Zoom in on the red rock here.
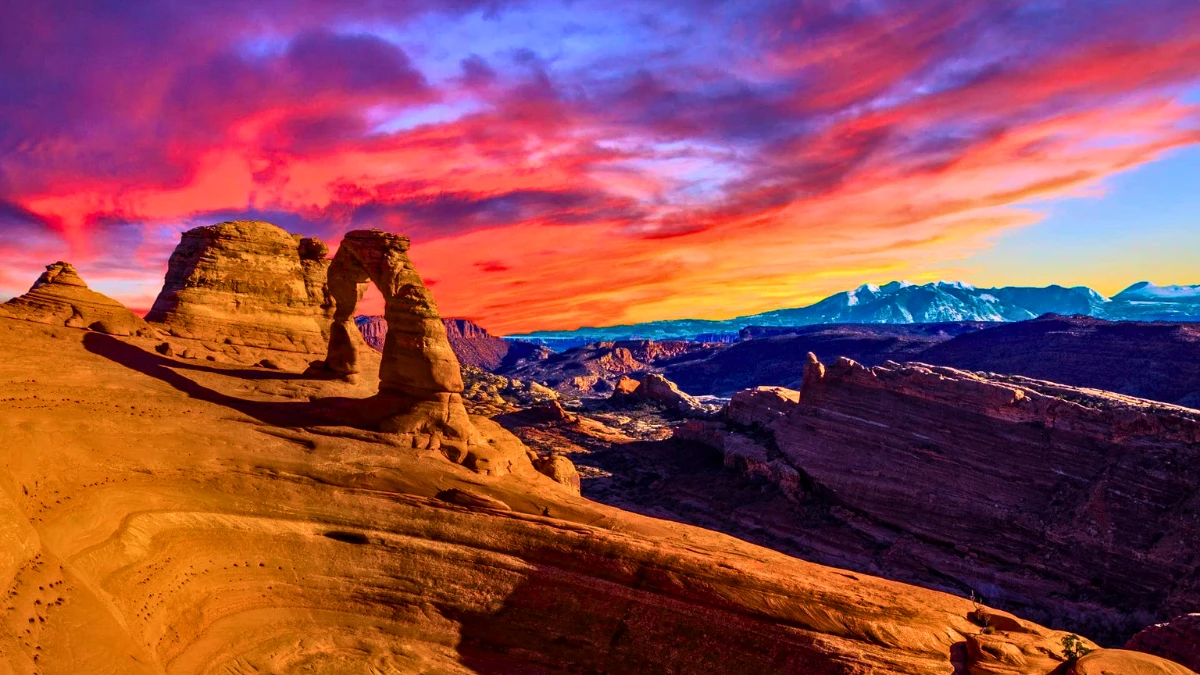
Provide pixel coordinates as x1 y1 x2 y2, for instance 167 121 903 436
504 339 712 396
1068 649 1197 675
318 229 531 477
613 375 641 395
2 262 153 337
684 355 1200 644
534 454 581 495
145 221 333 353
1127 614 1200 671
609 373 710 416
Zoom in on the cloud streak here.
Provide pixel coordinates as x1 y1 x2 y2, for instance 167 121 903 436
1 0 1198 332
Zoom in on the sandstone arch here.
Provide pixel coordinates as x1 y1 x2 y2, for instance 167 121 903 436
322 229 479 456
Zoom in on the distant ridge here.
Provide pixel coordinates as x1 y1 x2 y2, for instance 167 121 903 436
509 280 1200 348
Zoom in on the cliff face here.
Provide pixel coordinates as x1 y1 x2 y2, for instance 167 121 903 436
356 316 550 371
918 315 1200 408
502 339 713 395
664 322 985 396
683 356 1200 644
146 221 333 353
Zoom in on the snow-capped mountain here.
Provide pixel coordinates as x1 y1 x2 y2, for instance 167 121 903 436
507 280 1198 346
1113 282 1200 301
744 281 1108 326
1106 281 1200 321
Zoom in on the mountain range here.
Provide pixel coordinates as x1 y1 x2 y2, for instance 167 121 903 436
509 280 1200 348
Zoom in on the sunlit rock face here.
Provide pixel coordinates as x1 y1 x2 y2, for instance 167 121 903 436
146 220 334 353
683 354 1200 645
1 261 153 337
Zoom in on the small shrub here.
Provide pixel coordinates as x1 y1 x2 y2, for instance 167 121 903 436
1061 634 1092 661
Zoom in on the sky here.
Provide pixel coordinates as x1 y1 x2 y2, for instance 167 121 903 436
1 0 1198 334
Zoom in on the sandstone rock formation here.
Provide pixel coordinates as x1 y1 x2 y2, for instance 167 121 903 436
1 262 153 336
919 315 1200 408
1 316 1159 675
681 354 1200 644
1066 650 1196 675
1127 614 1200 671
318 229 528 475
665 322 986 396
504 339 713 395
533 454 582 495
356 315 551 371
609 372 712 416
145 220 333 352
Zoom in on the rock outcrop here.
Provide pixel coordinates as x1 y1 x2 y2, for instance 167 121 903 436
503 339 713 395
319 229 527 475
918 315 1200 408
145 221 333 353
664 322 986 396
356 315 551 371
682 354 1200 644
533 454 582 495
1 262 153 336
1127 615 1200 671
0 317 1159 675
610 373 713 416
1066 650 1196 675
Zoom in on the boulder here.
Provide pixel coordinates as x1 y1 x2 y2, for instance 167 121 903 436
610 373 709 416
1 262 152 337
1127 614 1200 671
145 221 333 353
727 386 801 426
534 454 581 495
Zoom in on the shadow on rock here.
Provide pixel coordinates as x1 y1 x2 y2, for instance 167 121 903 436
84 332 393 432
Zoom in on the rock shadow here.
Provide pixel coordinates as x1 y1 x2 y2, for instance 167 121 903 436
82 332 392 432
448 567 851 675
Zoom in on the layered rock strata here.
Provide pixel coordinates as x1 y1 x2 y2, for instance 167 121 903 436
319 229 523 474
682 354 1200 644
145 221 333 352
1 262 152 336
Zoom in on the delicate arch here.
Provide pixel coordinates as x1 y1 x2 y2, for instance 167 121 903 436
324 230 464 397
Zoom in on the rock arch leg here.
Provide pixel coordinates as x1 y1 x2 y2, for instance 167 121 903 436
325 248 370 375
321 230 482 460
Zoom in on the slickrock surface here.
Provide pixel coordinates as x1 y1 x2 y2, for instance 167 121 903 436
145 221 333 353
0 317 1148 675
682 354 1200 645
1067 650 1197 675
318 229 527 476
918 315 1200 408
0 262 153 336
1127 614 1200 670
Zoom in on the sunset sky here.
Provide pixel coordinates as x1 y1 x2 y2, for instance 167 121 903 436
1 0 1198 333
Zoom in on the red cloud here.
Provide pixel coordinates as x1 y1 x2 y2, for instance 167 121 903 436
1 1 1197 332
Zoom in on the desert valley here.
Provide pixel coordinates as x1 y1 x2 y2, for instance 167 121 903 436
0 220 1197 674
